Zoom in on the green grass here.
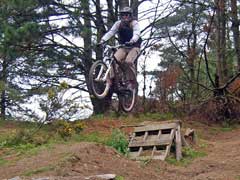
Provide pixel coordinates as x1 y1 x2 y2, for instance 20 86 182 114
116 175 125 180
137 112 174 121
73 131 108 144
166 147 206 166
106 129 128 154
0 158 8 166
73 129 129 155
236 175 240 180
23 165 55 176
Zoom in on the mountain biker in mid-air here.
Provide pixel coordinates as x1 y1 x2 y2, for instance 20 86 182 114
98 6 142 90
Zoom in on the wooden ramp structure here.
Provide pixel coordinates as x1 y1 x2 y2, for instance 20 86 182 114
128 121 182 161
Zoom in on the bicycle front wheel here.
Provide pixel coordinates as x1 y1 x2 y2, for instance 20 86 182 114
89 61 111 99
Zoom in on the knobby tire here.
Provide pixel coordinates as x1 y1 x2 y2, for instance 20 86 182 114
89 61 111 99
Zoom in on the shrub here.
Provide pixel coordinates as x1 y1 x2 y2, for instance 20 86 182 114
52 120 85 139
1 129 49 148
106 129 128 155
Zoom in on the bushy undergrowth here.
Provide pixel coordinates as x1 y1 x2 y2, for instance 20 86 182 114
51 120 85 139
0 120 85 149
166 147 206 166
0 129 49 148
106 129 128 155
189 96 240 124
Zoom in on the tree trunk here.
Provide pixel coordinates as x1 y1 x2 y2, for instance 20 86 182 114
187 0 197 98
215 0 228 86
230 0 240 71
131 0 139 19
87 0 117 114
0 59 7 120
119 0 129 9
82 0 112 114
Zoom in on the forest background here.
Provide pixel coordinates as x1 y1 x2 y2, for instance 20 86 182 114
0 0 240 123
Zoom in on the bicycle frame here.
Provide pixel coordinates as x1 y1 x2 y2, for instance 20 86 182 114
89 44 137 112
100 45 122 87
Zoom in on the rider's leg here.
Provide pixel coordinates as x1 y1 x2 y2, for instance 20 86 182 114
113 48 128 88
124 47 140 88
114 48 127 63
113 48 127 74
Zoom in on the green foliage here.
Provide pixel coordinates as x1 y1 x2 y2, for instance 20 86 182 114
23 165 55 176
106 129 128 155
0 129 49 148
73 131 108 144
59 81 69 90
166 147 206 166
0 158 8 166
183 147 206 158
139 112 174 121
115 176 125 180
51 120 85 139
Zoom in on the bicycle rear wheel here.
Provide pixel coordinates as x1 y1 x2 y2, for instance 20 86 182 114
119 88 137 112
118 66 137 112
89 61 111 99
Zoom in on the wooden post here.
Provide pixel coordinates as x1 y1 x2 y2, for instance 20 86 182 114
175 124 182 161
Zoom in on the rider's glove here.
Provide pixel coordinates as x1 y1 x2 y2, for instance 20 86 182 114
97 40 106 47
97 42 102 47
125 41 134 46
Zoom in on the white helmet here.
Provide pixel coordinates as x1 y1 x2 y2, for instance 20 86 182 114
119 7 133 15
119 7 133 22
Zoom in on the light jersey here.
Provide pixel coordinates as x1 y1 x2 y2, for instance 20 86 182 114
101 20 141 47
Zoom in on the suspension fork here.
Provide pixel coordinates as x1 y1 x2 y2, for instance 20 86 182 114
103 59 113 81
95 59 113 81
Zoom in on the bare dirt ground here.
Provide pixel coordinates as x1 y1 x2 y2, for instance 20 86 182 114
1 119 240 180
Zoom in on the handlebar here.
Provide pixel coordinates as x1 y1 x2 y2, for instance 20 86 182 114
105 44 133 50
97 41 134 48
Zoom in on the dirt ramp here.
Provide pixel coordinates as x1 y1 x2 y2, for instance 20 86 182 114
57 142 159 180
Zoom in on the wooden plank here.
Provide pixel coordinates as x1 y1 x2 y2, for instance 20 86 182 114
148 134 171 142
152 155 166 160
129 140 170 148
128 121 182 161
151 146 156 157
134 155 165 161
134 123 178 132
175 125 182 161
131 133 169 141
128 151 139 159
162 128 176 160
158 130 162 137
143 131 148 141
138 147 143 156
129 134 172 147
128 132 136 153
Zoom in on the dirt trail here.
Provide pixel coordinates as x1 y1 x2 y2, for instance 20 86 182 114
155 128 240 180
1 121 240 180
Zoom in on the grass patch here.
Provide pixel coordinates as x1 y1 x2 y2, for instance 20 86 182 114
236 175 240 180
106 129 128 155
73 131 108 144
166 147 206 166
73 129 128 155
0 158 8 166
23 165 55 176
138 112 174 121
116 175 125 180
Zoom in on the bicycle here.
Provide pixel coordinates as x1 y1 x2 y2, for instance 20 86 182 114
89 44 137 112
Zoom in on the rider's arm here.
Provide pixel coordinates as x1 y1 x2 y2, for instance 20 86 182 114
129 20 140 43
100 21 121 43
